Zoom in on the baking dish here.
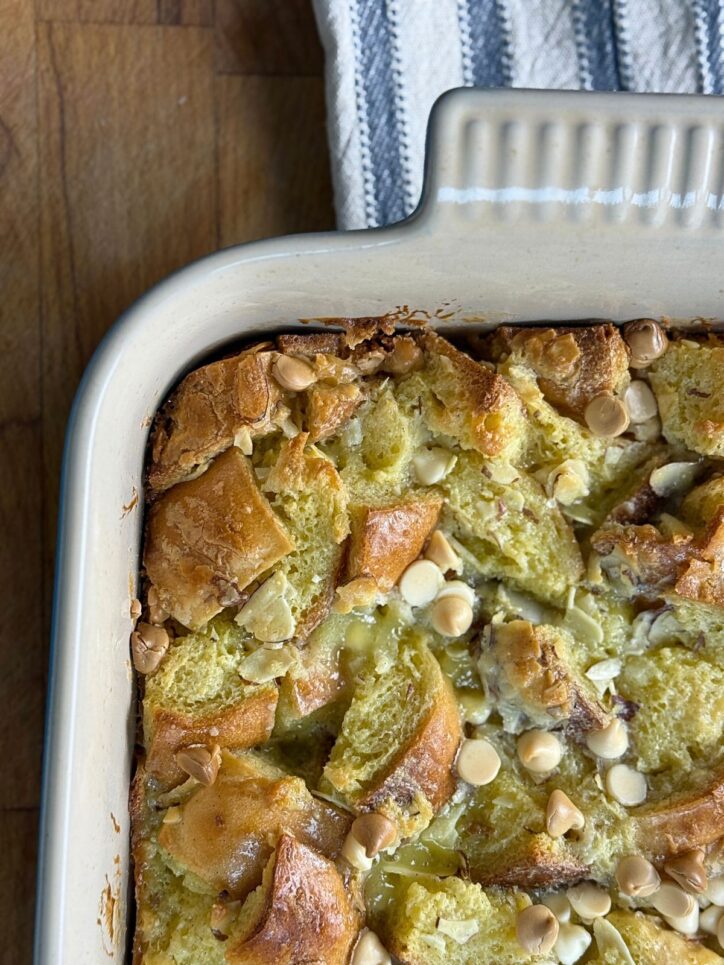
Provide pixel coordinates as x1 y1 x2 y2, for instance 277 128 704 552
34 87 724 964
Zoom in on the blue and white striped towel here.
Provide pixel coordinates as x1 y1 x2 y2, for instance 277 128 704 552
312 0 724 229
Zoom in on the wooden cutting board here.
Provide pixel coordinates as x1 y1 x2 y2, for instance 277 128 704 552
0 1 333 958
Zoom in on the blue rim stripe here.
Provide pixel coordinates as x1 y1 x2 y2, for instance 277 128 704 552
573 0 623 90
693 0 724 93
354 0 408 227
465 0 510 88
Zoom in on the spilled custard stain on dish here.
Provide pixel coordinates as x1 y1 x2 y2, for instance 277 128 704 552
121 486 139 517
97 873 117 956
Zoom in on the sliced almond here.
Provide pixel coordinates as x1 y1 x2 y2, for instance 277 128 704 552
664 849 707 894
175 744 221 786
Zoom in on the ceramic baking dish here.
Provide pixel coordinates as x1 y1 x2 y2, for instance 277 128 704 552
34 88 724 963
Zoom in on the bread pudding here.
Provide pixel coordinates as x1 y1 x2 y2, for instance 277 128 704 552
130 320 724 964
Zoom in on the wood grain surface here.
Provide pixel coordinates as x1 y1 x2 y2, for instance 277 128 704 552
0 1 333 960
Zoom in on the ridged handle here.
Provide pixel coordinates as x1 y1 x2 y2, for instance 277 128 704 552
420 89 724 231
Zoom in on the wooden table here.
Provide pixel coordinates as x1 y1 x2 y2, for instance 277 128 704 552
1 2 333 958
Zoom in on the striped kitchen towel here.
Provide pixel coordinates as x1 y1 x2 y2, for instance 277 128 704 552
312 0 724 229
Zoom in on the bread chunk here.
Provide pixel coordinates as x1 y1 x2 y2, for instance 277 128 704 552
634 766 724 858
479 620 610 733
322 632 461 837
442 451 584 606
306 382 364 442
386 876 549 965
649 336 724 457
258 433 349 641
591 523 696 595
143 622 278 787
417 330 526 460
148 348 284 494
346 496 442 590
488 323 630 422
144 448 294 629
597 910 724 964
158 752 350 898
226 834 361 965
619 646 724 776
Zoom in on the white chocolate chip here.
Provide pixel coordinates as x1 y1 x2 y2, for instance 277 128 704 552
615 855 660 898
341 831 373 872
516 905 559 955
425 530 463 574
272 355 317 392
517 731 563 773
436 580 476 607
605 764 647 806
624 380 658 423
542 893 571 923
398 559 444 607
430 596 474 637
585 719 628 759
546 789 585 838
553 923 592 965
350 929 391 965
632 415 662 442
700 905 723 934
651 882 697 919
707 875 724 906
456 738 501 786
566 883 611 922
664 902 700 936
649 461 699 498
413 447 457 485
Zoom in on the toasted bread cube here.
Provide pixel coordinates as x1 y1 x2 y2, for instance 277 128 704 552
488 323 630 422
634 765 724 858
144 448 294 630
148 349 284 494
143 623 278 787
306 382 364 442
479 620 610 733
158 752 350 899
226 834 361 965
592 522 695 596
649 337 724 457
322 632 461 837
386 877 547 965
442 451 584 606
601 909 723 964
619 647 724 775
347 497 442 591
418 331 526 460
261 434 349 640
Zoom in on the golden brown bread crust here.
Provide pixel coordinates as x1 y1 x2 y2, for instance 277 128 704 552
481 620 610 733
418 330 524 456
346 497 443 591
359 668 462 818
306 382 364 442
279 647 346 720
276 332 344 356
225 834 362 965
606 910 724 964
470 837 588 890
158 753 351 899
487 323 630 421
144 448 294 629
674 508 724 608
634 767 724 859
145 683 278 788
148 348 283 494
593 511 724 608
